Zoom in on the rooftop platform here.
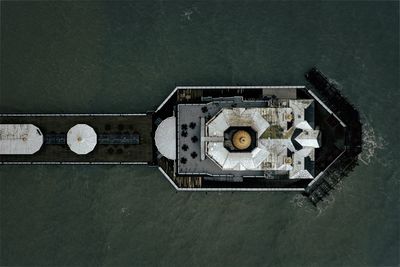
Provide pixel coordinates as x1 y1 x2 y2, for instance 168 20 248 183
0 114 153 164
151 86 320 190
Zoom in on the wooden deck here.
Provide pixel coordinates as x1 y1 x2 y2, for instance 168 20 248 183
0 114 154 164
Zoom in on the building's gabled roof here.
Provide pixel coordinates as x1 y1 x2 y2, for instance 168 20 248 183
289 99 314 130
207 108 270 137
294 129 320 148
295 121 313 130
290 151 314 179
207 142 269 170
207 110 229 136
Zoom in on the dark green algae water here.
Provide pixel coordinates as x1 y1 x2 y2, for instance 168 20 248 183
0 1 399 266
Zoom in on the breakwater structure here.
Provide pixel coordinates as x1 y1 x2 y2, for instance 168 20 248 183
0 68 362 204
303 68 362 204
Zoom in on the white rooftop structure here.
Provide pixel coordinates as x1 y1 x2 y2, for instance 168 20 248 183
289 99 314 130
205 108 271 170
295 129 320 148
0 124 43 154
202 100 321 178
207 108 270 137
67 124 97 155
155 116 176 160
207 142 269 170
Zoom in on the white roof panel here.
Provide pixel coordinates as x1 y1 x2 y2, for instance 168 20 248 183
295 121 313 130
207 142 229 167
295 130 320 148
207 111 230 136
0 124 43 154
250 111 270 137
207 142 269 171
290 99 313 130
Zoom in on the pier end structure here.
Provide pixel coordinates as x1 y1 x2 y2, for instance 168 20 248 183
152 81 357 197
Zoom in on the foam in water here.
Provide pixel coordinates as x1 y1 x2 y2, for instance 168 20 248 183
181 7 199 21
359 117 386 166
290 194 317 214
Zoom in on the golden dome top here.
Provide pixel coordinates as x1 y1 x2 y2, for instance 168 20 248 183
232 130 252 150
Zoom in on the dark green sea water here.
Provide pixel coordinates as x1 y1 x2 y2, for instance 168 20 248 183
0 1 399 266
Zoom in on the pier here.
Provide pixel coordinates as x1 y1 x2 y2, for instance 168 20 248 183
0 72 362 203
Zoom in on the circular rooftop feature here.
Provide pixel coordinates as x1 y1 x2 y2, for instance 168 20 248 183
232 130 252 150
67 124 97 155
155 116 176 160
223 126 257 153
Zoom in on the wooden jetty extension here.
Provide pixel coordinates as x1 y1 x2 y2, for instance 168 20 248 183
0 114 153 164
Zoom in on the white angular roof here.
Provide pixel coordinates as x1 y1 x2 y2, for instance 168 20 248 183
155 116 176 160
207 108 270 137
0 124 43 154
289 99 313 129
259 138 294 170
207 110 230 136
290 169 314 179
295 121 313 130
207 142 269 170
295 129 320 148
67 124 97 155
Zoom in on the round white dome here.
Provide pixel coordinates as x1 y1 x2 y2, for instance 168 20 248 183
67 124 97 155
155 117 176 160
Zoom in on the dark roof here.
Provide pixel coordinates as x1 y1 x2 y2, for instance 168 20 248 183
304 101 315 128
304 156 315 177
291 128 303 151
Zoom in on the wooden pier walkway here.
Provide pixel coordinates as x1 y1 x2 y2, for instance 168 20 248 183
0 114 154 164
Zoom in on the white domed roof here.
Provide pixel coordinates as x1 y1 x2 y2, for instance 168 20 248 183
0 124 43 154
155 117 176 160
67 124 97 155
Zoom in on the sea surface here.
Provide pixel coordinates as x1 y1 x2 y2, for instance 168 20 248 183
0 1 399 266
